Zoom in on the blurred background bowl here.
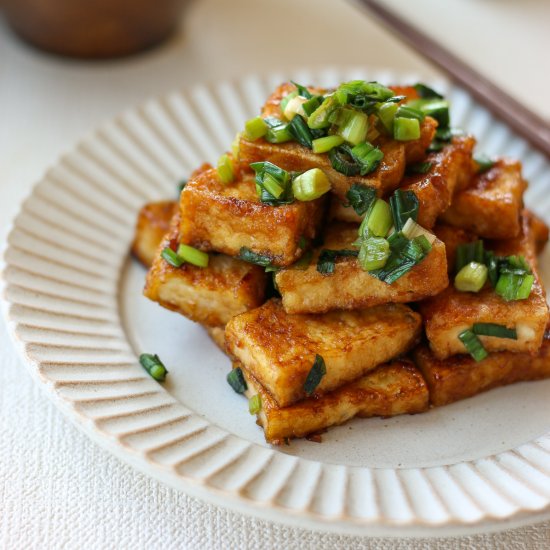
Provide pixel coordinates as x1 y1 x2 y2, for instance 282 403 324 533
2 0 187 58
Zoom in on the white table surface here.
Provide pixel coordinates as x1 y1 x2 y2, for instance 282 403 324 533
1 0 550 548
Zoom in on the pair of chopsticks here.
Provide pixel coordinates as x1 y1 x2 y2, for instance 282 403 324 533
352 0 550 159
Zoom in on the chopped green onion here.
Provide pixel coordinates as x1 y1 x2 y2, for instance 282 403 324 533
303 355 327 396
250 161 293 205
394 117 420 141
401 218 436 244
454 262 488 292
177 180 187 193
248 394 262 415
227 367 248 394
474 154 495 173
176 244 209 268
408 99 449 128
139 353 168 382
337 110 369 145
307 95 339 129
358 237 390 270
345 183 377 216
458 330 489 362
414 83 444 99
161 247 184 268
485 251 500 288
377 102 399 134
302 95 323 116
328 145 361 176
389 189 419 231
244 116 268 141
238 247 273 267
427 139 445 153
231 132 241 159
280 90 298 113
396 105 425 121
455 241 485 272
350 142 384 175
367 199 392 237
283 96 307 120
262 173 285 198
335 80 394 104
263 117 293 143
406 162 433 175
217 154 234 184
472 323 517 340
312 135 344 154
288 115 314 148
495 272 534 301
317 249 359 275
291 80 312 99
435 127 453 142
292 168 331 201
516 274 535 300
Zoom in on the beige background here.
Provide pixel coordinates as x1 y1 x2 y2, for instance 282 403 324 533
1 0 550 547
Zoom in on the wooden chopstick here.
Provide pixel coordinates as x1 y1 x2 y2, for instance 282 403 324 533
352 0 550 159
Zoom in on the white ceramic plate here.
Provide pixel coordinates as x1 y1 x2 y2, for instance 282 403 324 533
3 68 550 538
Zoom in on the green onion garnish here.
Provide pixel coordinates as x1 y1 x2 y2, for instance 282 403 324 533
474 154 495 173
350 142 384 175
401 218 436 244
396 105 425 122
238 247 273 267
393 117 420 141
244 116 268 141
307 95 339 129
454 261 488 292
377 102 399 134
495 272 534 301
458 330 489 362
217 154 234 184
176 244 209 268
292 168 331 201
358 237 390 271
161 247 184 268
177 180 187 193
389 189 419 231
280 90 298 114
337 110 369 146
248 394 262 415
302 95 323 116
288 115 314 148
345 183 377 216
250 161 293 205
312 135 344 154
303 354 327 396
408 99 449 128
455 241 485 272
328 145 361 176
366 199 392 238
227 367 248 394
472 323 517 340
139 353 168 382
263 117 292 143
291 80 312 99
414 83 444 99
317 249 359 275
406 162 433 175
335 80 394 104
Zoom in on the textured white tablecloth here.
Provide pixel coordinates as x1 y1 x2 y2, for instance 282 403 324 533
1 0 550 547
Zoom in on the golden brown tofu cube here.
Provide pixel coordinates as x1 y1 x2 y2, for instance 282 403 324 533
132 201 178 267
274 222 448 314
331 135 475 226
413 337 550 407
238 83 437 201
420 214 549 359
225 298 421 407
440 159 527 239
179 166 326 267
527 211 548 256
144 222 267 327
240 360 429 444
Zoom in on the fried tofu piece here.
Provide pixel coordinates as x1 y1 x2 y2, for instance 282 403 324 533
238 83 437 201
274 222 448 314
420 213 549 359
132 201 178 267
225 299 421 407
331 136 475 226
529 211 549 255
179 166 326 267
414 337 550 407
440 159 527 238
239 360 428 444
144 221 267 327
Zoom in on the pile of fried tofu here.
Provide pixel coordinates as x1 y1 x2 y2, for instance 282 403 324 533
133 81 550 445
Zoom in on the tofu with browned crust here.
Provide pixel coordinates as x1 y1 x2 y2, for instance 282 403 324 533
144 220 267 327
179 166 326 267
440 159 527 238
420 213 549 359
274 222 448 314
413 336 550 407
225 299 422 407
132 201 178 267
239 360 429 444
238 83 437 202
